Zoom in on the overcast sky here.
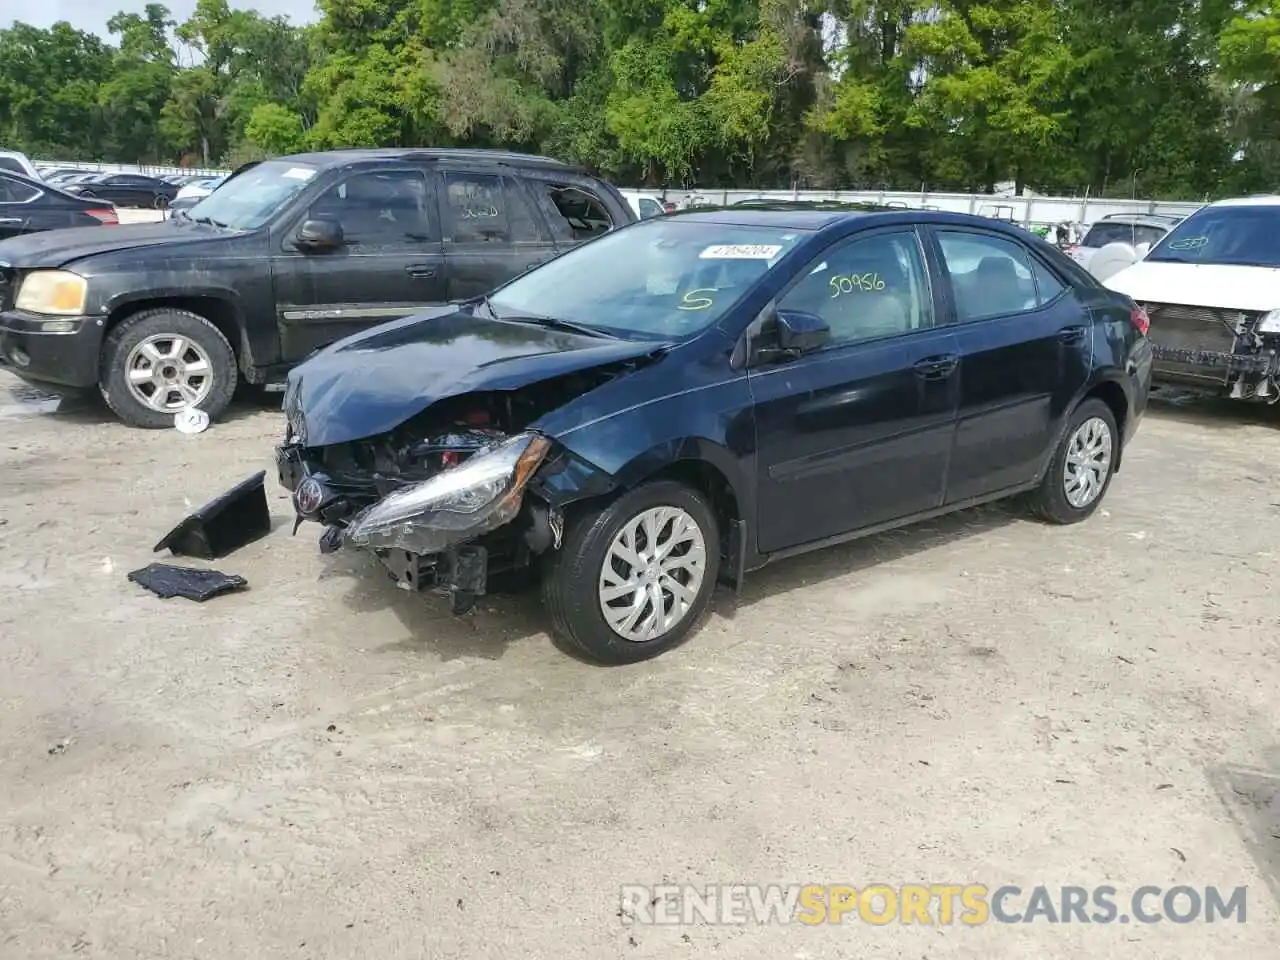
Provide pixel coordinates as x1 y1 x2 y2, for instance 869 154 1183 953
11 0 318 38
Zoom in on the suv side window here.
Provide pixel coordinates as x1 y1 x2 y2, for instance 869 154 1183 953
0 175 40 204
530 182 614 242
440 172 542 244
638 197 664 219
936 231 1040 321
0 158 26 175
779 230 932 347
306 169 437 248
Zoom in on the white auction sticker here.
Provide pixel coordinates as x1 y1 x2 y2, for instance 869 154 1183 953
282 167 316 180
699 244 784 260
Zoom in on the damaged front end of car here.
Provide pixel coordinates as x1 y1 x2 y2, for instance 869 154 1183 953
275 378 625 614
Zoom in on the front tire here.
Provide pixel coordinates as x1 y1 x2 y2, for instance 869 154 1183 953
542 480 721 664
1029 398 1118 524
99 308 237 428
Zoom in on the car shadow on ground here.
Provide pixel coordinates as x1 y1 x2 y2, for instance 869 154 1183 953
1206 749 1280 911
1146 387 1280 430
715 499 1023 620
324 547 547 663
320 498 1024 666
14 383 283 427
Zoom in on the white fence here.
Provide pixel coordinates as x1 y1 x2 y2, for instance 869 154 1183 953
36 159 230 178
40 157 1209 227
661 188 1206 228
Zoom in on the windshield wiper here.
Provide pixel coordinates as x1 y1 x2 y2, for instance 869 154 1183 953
478 298 616 339
191 215 230 228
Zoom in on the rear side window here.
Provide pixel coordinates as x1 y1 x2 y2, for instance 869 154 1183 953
638 197 664 218
1082 222 1167 248
441 173 543 244
532 182 615 242
0 176 40 203
1030 258 1066 303
936 231 1039 321
0 158 26 174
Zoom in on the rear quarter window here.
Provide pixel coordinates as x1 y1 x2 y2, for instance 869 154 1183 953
529 181 615 242
1082 222 1167 248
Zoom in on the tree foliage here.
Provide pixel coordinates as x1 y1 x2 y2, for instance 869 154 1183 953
1 0 1279 196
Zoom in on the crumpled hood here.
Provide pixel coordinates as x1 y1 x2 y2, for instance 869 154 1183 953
1105 260 1280 312
287 307 671 446
0 221 215 270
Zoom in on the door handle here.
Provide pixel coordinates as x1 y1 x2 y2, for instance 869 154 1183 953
0 218 22 224
405 265 437 279
1058 326 1087 342
913 354 959 379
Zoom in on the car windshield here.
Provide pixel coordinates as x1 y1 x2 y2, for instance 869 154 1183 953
1145 206 1280 267
1081 222 1168 248
185 160 319 229
487 219 807 339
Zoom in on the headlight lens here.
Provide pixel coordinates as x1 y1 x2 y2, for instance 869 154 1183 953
344 432 552 552
15 270 88 315
1257 309 1280 334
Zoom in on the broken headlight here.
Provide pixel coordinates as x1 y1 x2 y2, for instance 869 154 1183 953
1257 309 1280 335
343 432 552 553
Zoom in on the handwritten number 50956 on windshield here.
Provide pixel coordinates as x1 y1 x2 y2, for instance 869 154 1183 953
830 273 886 297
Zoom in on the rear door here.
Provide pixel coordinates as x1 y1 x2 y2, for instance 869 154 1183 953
438 170 559 301
926 227 1091 503
271 165 448 362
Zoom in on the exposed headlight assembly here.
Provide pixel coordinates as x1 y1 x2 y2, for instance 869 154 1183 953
15 270 88 316
1256 309 1280 334
344 432 553 553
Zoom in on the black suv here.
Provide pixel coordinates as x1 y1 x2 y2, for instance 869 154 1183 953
0 149 635 427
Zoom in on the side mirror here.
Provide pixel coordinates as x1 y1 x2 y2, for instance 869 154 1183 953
295 218 343 251
776 309 830 355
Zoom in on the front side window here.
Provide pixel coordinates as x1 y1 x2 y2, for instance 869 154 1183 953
638 197 664 219
1145 205 1280 267
488 218 806 339
185 160 322 230
779 231 932 346
306 170 436 248
937 231 1040 321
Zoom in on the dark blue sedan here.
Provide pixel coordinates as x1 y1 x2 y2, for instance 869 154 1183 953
277 206 1153 663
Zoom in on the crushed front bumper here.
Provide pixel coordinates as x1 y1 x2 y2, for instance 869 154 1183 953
1142 302 1280 400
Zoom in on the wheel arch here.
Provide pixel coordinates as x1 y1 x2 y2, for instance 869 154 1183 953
104 292 250 370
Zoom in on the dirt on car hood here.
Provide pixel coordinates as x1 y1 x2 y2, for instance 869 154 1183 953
0 220 219 269
286 307 672 447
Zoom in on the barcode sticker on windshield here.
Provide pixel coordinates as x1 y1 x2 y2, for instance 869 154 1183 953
699 244 784 260
282 167 316 180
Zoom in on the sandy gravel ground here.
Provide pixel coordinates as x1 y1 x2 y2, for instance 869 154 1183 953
0 371 1277 959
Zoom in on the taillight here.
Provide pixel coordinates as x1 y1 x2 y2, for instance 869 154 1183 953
1130 305 1150 336
87 208 119 225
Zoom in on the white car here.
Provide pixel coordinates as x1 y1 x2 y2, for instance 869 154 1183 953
1103 196 1280 401
618 189 670 219
169 175 227 215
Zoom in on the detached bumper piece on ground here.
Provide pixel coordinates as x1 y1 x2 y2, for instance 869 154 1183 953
153 470 272 560
128 563 248 601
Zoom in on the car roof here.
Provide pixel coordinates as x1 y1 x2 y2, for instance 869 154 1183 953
1095 213 1181 226
274 147 585 174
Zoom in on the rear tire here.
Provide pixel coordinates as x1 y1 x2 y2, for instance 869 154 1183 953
1029 398 1118 524
542 480 720 664
99 308 237 429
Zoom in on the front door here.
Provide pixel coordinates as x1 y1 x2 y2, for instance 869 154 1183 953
927 228 1092 502
271 166 448 362
438 171 560 301
749 227 960 554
